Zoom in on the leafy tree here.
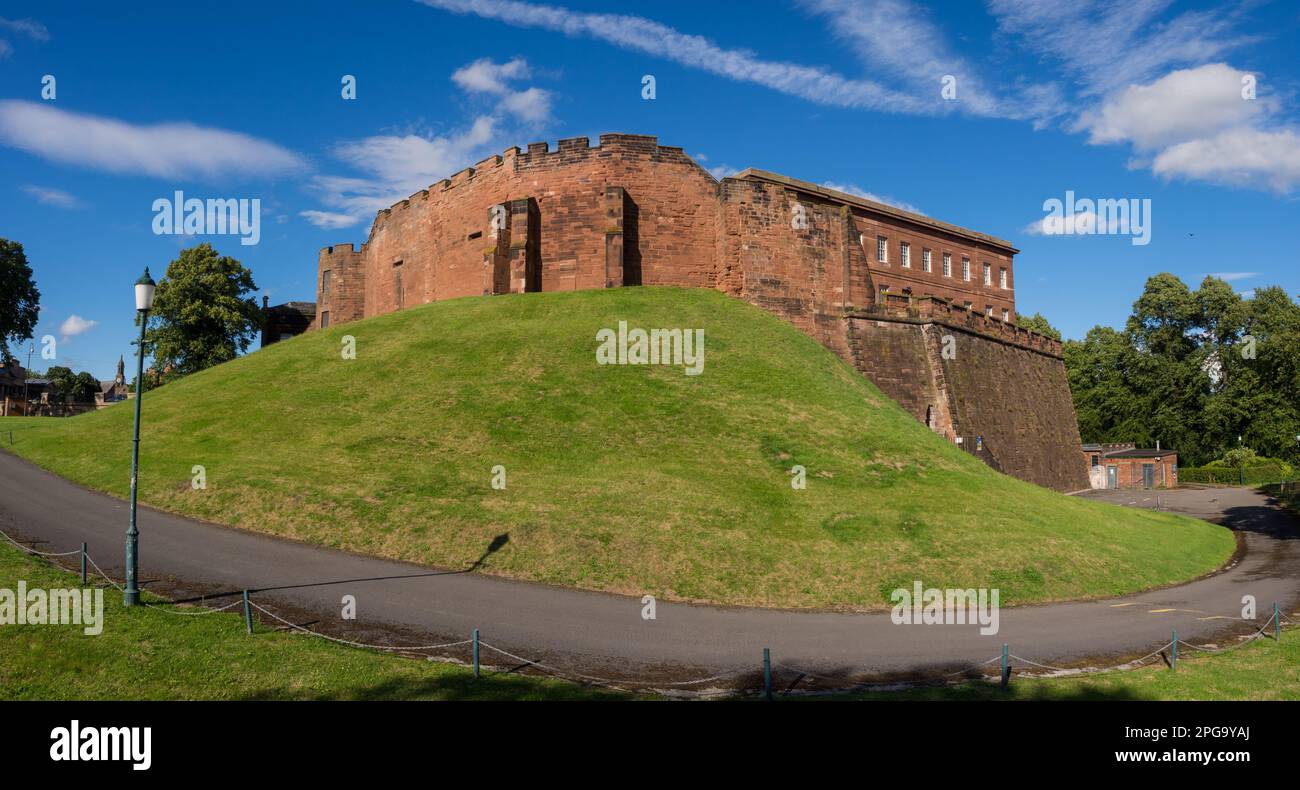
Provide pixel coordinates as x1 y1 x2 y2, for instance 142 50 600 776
145 244 264 379
45 366 98 403
1018 311 1061 341
0 238 41 367
1065 273 1300 467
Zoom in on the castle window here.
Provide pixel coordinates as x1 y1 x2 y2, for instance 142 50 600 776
1000 267 1008 289
900 242 910 268
467 231 483 240
961 256 970 281
320 311 330 329
922 248 932 272
942 253 951 278
985 305 994 317
982 262 992 286
877 236 888 263
321 270 331 300
1002 308 1010 322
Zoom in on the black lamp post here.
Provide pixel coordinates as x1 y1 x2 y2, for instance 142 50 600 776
124 267 156 606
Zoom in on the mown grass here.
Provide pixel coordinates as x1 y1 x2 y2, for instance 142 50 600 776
0 542 621 700
1 287 1234 608
2 542 1292 701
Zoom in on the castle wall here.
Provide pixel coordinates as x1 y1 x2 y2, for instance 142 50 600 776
847 315 1088 491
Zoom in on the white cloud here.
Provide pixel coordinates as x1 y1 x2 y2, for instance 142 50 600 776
303 116 502 228
498 86 552 123
822 181 922 214
0 101 306 180
708 164 741 179
419 0 932 114
20 184 78 208
0 17 49 42
1152 127 1300 192
798 0 1058 122
1209 272 1258 282
1024 209 1103 236
1077 64 1265 150
0 39 11 58
987 0 1251 97
303 57 556 229
59 315 98 340
452 57 530 94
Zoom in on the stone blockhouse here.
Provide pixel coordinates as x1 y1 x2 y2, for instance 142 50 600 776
309 134 1087 491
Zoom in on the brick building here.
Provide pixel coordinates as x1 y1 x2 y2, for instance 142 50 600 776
308 134 1087 491
1082 443 1179 489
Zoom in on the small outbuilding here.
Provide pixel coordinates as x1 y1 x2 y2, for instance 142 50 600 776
1082 442 1178 489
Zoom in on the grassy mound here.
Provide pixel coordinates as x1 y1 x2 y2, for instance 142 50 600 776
3 287 1233 608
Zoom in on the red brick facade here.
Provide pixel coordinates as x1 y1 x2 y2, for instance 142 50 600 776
310 133 1087 491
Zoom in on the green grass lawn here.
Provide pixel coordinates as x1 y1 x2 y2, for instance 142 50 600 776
0 541 620 700
2 542 1292 701
1 286 1234 609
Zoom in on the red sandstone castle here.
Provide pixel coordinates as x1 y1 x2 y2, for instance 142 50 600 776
307 134 1087 491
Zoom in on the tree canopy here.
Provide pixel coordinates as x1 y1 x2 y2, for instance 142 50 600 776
145 244 264 379
0 238 41 366
1065 273 1300 466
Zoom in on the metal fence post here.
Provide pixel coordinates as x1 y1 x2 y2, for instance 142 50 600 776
1171 628 1177 670
80 543 87 586
763 647 772 701
473 628 480 678
1001 643 1009 689
243 590 253 634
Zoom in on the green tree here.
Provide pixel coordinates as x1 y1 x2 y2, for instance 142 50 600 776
0 238 41 366
45 366 98 403
145 244 264 378
1018 311 1062 341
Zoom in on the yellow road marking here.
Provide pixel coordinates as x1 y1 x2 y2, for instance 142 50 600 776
1148 608 1176 613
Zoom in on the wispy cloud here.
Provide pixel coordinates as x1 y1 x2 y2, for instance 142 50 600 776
0 101 306 180
58 315 98 340
822 181 922 214
20 184 79 208
418 0 934 114
1208 272 1258 282
0 16 48 57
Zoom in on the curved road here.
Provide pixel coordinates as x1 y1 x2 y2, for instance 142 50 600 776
2 450 1297 690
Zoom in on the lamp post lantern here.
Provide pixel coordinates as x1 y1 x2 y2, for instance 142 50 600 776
124 267 156 606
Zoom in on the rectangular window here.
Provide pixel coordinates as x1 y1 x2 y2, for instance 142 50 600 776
982 262 992 286
1000 267 1008 289
1002 308 1009 322
962 257 970 281
321 270 331 300
942 253 951 278
877 236 888 263
320 310 330 329
922 248 932 272
963 301 973 310
900 242 910 268
985 305 994 317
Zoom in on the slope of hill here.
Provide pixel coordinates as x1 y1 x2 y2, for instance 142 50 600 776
4 287 1233 608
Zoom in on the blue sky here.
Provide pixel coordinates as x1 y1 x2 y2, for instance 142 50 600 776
1 0 1298 378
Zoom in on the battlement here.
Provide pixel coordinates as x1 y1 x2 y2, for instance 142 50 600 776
853 294 1061 357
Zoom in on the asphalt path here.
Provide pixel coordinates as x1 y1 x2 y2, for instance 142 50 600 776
2 450 1297 691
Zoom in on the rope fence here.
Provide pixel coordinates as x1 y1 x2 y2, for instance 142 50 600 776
2 525 1296 697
